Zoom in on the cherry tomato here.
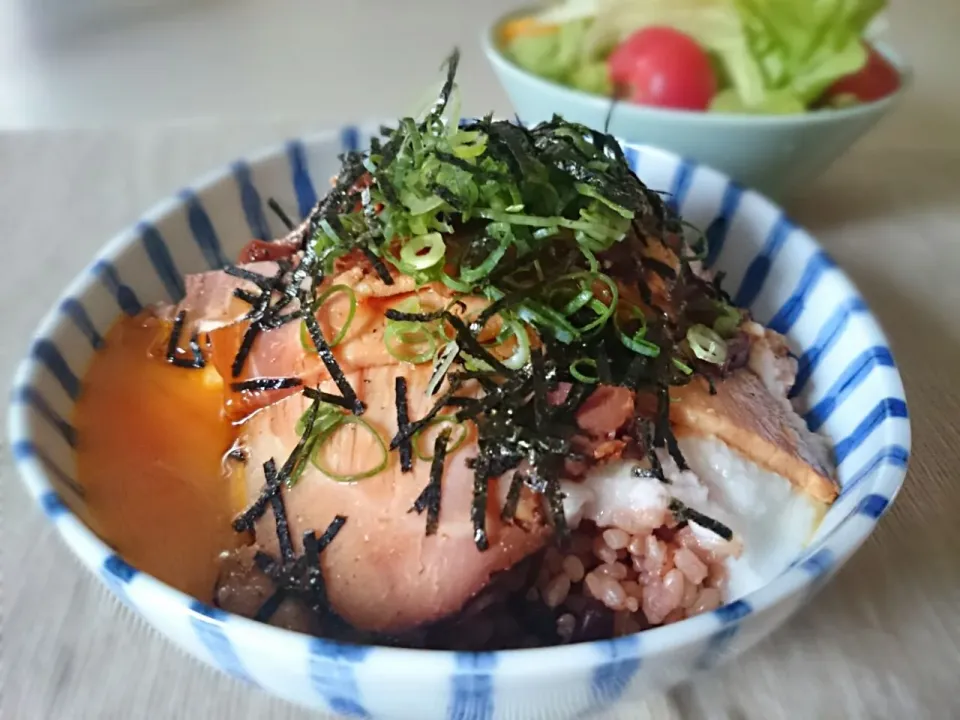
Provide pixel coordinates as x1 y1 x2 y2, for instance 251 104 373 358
607 27 717 111
824 44 900 104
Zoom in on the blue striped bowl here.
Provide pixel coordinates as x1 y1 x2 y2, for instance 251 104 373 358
9 125 910 719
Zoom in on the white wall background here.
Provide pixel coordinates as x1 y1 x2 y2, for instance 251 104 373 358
0 0 953 149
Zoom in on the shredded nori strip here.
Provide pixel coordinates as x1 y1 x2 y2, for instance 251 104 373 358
470 468 490 551
230 377 303 392
653 383 689 470
394 376 413 473
468 286 534 334
232 458 282 532
595 345 612 385
250 513 350 626
531 348 550 429
410 428 451 536
254 550 280 578
302 386 355 411
253 589 286 622
361 246 394 285
384 308 446 323
443 311 512 376
669 498 733 541
233 288 260 305
269 492 295 564
165 311 205 369
223 264 276 291
301 310 364 415
231 324 261 378
388 378 465 449
267 197 296 231
316 515 348 553
631 465 660 480
454 374 529 424
263 461 294 562
543 475 569 544
500 471 525 523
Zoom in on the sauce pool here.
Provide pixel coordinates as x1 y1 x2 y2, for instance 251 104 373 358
73 314 244 601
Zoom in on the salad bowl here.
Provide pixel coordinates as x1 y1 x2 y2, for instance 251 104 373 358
483 7 911 199
9 125 910 719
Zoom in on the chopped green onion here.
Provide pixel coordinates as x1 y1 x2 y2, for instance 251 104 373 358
299 284 357 351
427 340 459 396
400 232 446 270
569 358 599 384
311 416 388 482
500 319 531 370
413 415 468 460
385 320 437 364
458 227 510 283
687 324 728 365
574 182 634 219
672 358 694 375
712 303 742 338
440 269 474 293
554 272 618 335
461 351 494 372
517 300 579 344
615 304 660 357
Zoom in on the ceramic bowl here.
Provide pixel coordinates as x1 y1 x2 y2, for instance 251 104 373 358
483 11 911 199
9 125 910 720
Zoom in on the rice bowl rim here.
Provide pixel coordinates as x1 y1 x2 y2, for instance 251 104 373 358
8 125 910 677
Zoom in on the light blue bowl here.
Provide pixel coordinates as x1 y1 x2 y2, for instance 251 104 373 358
483 15 910 199
10 126 910 719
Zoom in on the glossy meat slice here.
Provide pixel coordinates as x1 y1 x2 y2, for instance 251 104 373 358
207 277 486 418
236 363 550 633
669 370 838 503
175 260 280 332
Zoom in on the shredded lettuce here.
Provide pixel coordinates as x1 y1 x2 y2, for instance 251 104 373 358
505 19 612 96
504 0 887 112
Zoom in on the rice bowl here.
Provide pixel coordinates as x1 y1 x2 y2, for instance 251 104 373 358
9 58 910 718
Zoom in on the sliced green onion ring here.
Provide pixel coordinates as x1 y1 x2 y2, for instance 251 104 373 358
687 324 728 365
574 182 635 219
458 231 510 284
440 269 474 293
385 320 437 364
712 303 742 338
413 415 468 460
551 272 619 335
299 284 357 351
615 304 660 357
427 340 459 396
570 358 599 384
400 232 446 270
311 416 388 482
500 319 531 370
518 301 579 344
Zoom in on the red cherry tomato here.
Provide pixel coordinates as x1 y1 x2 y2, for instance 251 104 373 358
824 44 900 104
607 27 717 111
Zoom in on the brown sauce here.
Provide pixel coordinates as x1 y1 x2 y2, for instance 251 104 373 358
73 314 244 601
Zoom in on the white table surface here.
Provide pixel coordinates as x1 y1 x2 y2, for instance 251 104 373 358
2 2 959 719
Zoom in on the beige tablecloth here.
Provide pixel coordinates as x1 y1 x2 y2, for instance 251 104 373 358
3 94 960 720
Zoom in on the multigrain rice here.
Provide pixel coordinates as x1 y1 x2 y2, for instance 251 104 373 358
534 518 732 641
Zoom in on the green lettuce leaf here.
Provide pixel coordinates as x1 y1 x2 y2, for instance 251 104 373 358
734 0 886 105
506 19 613 96
506 0 886 112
